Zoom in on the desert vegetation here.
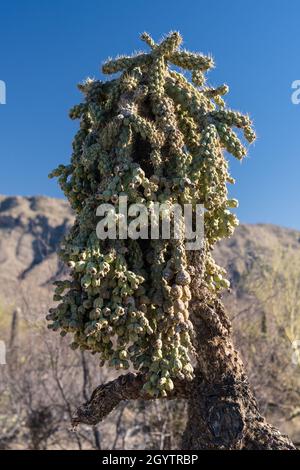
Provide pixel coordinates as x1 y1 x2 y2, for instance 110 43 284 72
0 197 299 448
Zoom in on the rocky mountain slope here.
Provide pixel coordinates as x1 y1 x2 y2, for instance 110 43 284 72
0 194 299 317
0 195 73 316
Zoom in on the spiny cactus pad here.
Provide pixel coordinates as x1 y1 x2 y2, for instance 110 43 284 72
47 32 255 397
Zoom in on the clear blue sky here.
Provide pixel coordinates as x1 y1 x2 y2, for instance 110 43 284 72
0 0 299 229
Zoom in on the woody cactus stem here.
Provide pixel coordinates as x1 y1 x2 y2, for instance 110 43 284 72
72 249 295 449
181 250 295 450
48 31 256 398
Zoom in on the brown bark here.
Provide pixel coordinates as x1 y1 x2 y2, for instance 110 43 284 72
71 372 190 427
181 250 295 449
72 251 295 450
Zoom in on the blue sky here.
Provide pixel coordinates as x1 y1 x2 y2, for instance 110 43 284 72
0 0 299 229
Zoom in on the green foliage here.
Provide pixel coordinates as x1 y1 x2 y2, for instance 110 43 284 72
48 32 255 396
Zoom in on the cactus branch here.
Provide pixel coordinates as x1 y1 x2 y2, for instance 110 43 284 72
71 372 190 426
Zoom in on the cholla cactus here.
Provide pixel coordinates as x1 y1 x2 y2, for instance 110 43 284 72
47 32 255 397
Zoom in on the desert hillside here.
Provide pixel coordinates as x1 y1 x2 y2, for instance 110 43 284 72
0 194 299 316
0 195 73 315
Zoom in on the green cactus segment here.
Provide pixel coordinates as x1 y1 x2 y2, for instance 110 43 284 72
47 32 255 397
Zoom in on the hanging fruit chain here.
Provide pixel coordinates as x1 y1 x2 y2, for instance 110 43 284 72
47 32 255 397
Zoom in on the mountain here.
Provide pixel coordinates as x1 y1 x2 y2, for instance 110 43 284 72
0 195 73 316
0 194 299 317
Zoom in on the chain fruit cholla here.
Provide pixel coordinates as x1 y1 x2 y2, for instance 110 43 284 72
47 32 255 397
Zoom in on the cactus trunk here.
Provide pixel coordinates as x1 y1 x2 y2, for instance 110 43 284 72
181 251 295 450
